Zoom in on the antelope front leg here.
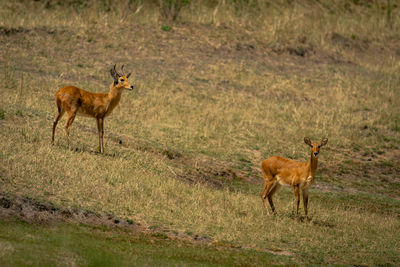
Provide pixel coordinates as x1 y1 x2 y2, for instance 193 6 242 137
97 118 104 153
65 112 76 149
52 109 64 145
302 188 309 217
294 185 300 216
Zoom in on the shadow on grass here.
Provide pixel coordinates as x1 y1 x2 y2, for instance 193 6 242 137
274 212 336 228
52 141 118 157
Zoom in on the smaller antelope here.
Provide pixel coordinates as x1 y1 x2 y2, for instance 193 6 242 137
261 137 328 216
52 64 134 153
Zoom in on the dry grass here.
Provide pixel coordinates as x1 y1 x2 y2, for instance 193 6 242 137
1 0 400 265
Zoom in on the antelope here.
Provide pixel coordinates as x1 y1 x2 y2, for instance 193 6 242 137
52 64 134 153
260 137 328 217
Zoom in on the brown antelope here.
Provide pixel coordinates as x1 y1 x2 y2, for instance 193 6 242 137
260 137 328 216
52 64 134 153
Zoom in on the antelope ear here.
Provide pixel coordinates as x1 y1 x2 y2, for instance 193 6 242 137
321 138 328 146
126 73 131 78
304 137 312 147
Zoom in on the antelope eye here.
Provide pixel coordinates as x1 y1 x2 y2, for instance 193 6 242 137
120 78 125 83
318 145 321 148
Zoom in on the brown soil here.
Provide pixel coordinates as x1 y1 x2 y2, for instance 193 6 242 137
0 192 296 255
0 192 140 229
0 192 214 244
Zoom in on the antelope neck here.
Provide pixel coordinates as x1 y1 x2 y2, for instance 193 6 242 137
107 83 123 99
103 84 123 116
309 151 318 177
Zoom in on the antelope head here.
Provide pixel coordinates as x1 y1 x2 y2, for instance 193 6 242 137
304 137 328 157
110 64 134 91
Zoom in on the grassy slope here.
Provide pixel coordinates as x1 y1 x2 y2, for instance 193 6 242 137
0 219 290 266
1 0 400 265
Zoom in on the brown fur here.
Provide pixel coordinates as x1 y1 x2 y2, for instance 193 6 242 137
260 137 328 216
52 65 134 153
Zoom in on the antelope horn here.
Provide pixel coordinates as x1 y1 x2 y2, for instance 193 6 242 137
110 64 118 83
114 64 120 76
115 64 124 77
121 65 131 78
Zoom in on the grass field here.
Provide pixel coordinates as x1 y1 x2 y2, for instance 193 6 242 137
1 218 292 266
1 0 400 265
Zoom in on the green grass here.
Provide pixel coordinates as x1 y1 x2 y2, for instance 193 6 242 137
0 219 290 266
0 0 400 265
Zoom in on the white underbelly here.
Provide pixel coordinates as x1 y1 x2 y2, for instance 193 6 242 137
276 176 292 186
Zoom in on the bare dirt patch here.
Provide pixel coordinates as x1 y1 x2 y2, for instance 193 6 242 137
0 192 294 256
0 192 138 229
0 26 30 36
0 26 59 37
0 192 215 245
